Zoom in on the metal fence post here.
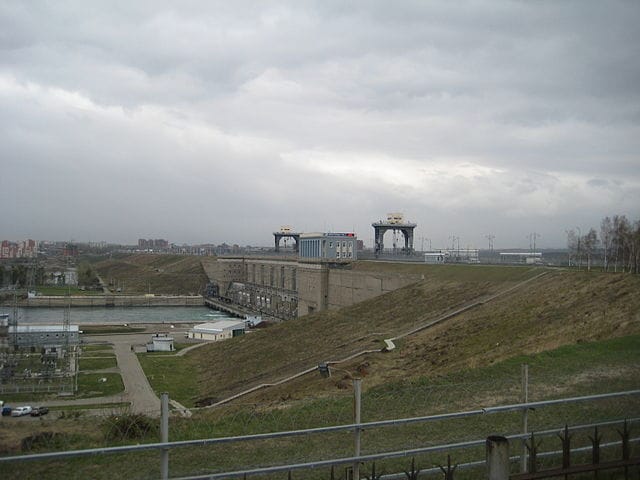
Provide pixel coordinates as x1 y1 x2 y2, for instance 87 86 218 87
520 363 529 473
161 392 169 480
486 435 510 480
353 378 362 480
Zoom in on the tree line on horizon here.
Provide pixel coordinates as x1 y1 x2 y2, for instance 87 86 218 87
566 214 640 273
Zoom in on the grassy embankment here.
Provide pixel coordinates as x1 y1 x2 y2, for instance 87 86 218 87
2 334 638 479
139 266 640 409
91 254 209 295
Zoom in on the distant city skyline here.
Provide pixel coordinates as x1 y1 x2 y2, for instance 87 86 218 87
1 2 638 249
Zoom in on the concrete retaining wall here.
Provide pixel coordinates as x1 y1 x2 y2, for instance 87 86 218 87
21 295 204 308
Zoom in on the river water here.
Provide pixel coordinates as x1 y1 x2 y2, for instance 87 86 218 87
0 305 235 325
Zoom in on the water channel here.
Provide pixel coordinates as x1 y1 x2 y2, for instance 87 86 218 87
0 305 235 325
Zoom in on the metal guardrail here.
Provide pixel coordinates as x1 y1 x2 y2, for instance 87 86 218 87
174 433 640 480
375 438 640 480
1 389 638 479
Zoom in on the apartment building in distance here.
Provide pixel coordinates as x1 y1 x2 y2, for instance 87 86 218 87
0 239 37 259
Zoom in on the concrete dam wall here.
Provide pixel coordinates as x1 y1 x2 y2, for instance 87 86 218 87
204 257 421 318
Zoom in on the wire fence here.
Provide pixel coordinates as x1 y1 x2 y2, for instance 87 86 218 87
1 389 639 479
1 356 639 479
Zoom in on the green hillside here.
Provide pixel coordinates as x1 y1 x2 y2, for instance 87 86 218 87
141 266 640 409
92 254 209 295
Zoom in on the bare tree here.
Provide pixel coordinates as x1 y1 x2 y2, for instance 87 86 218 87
574 215 639 274
566 229 580 268
582 228 598 271
612 215 628 272
631 219 640 274
600 216 613 271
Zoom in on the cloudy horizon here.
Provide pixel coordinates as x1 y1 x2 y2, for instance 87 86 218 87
1 1 639 250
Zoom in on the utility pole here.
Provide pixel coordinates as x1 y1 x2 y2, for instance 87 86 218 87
528 233 541 255
485 234 495 252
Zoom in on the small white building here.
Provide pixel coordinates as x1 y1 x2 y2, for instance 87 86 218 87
188 320 245 342
146 334 175 352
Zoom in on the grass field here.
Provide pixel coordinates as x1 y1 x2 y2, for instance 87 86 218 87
80 349 115 358
78 356 118 371
75 373 124 398
35 286 103 296
81 345 114 352
136 351 201 406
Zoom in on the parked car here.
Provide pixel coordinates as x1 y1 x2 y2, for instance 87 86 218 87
11 406 32 417
30 406 49 417
1 406 11 416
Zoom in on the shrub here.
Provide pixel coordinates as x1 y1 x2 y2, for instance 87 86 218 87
103 413 158 442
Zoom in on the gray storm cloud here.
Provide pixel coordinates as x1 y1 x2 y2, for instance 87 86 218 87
1 1 639 248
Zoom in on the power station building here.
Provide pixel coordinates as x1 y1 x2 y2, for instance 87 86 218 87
8 325 80 348
299 233 357 260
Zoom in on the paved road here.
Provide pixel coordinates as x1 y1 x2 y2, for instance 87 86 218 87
41 333 163 416
112 340 160 415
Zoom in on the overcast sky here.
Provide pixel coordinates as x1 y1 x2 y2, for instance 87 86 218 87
1 1 639 249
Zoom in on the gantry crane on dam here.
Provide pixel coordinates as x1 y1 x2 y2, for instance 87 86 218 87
372 212 417 256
